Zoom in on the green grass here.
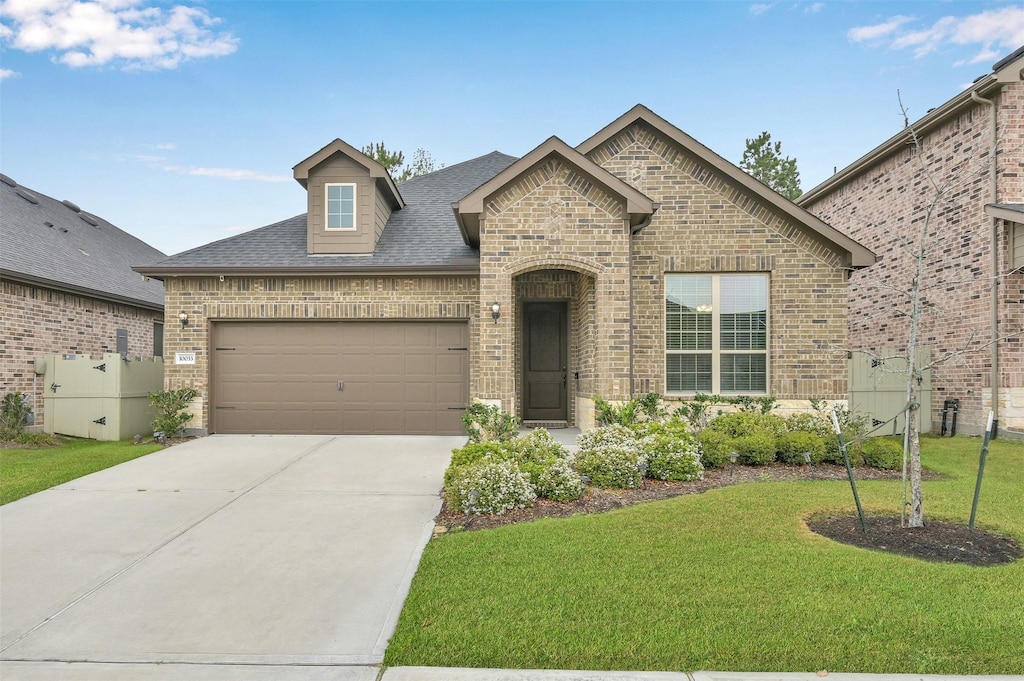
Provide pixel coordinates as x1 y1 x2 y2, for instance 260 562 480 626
385 436 1024 673
1 437 164 505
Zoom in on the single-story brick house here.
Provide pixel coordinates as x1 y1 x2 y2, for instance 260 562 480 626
798 47 1024 437
0 174 166 428
135 105 874 436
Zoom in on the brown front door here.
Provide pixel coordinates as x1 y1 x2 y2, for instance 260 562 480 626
522 302 568 421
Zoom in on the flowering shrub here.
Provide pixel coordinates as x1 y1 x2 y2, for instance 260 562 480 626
644 434 704 481
777 431 827 465
575 425 645 488
446 460 536 515
536 458 584 502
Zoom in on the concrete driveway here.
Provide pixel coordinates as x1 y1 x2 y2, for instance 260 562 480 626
0 434 461 680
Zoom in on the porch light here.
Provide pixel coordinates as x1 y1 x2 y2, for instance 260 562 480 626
490 302 501 324
179 311 189 328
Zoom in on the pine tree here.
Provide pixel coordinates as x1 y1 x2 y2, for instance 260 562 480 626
740 131 802 200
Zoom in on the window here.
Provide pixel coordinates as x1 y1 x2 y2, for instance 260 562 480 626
666 273 768 393
325 183 356 230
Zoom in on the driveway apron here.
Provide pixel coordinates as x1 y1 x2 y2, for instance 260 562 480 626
0 434 459 679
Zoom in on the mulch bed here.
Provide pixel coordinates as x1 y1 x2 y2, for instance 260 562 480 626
435 462 934 533
807 514 1022 566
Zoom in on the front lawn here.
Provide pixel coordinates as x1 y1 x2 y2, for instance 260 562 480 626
0 438 164 505
385 436 1024 674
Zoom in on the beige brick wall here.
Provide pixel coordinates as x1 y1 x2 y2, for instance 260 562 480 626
477 158 633 417
163 275 479 432
588 122 851 405
1 278 163 427
803 81 1024 435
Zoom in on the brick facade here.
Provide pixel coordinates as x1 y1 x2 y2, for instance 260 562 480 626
802 79 1024 436
0 279 163 426
591 123 851 406
157 110 862 434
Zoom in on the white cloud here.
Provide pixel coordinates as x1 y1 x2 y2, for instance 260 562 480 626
0 67 20 79
0 0 238 70
749 3 775 16
848 7 1024 65
163 165 291 183
805 3 824 15
848 16 913 43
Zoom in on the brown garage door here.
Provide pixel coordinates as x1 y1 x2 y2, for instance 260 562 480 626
211 321 468 435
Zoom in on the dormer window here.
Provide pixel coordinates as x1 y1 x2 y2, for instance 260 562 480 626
326 183 356 230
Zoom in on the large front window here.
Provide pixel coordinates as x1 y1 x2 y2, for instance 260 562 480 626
666 273 768 393
326 183 356 230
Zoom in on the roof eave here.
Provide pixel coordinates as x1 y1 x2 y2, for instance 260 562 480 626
985 204 1024 223
1 270 164 312
798 73 1011 206
132 263 481 280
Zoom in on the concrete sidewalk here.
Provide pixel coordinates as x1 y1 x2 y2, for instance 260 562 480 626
1 435 461 681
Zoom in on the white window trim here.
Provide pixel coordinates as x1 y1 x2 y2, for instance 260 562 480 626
325 183 357 231
664 273 770 395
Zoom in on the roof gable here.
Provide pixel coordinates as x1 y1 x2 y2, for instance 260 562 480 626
453 136 654 247
292 138 405 209
0 175 166 309
579 104 875 268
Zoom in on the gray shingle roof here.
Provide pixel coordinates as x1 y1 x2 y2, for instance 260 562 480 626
0 176 165 309
136 151 518 275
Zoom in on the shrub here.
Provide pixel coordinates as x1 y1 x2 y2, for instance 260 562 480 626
0 392 31 441
671 393 722 432
446 460 536 515
575 425 645 488
594 396 641 427
445 442 508 488
785 412 833 438
733 432 777 465
695 429 732 468
149 388 199 438
462 402 521 443
705 412 785 440
643 432 703 481
862 437 904 470
823 433 864 466
777 431 827 465
536 458 584 502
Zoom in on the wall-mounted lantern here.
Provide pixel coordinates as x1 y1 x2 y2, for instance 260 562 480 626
490 302 501 324
179 311 189 328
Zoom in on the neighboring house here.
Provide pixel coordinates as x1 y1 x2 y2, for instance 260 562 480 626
799 47 1024 438
135 105 874 436
0 175 166 427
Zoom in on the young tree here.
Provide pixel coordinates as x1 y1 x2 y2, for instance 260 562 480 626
740 131 802 200
851 95 1021 528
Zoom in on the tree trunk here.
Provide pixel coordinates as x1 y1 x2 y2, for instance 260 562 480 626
906 394 924 527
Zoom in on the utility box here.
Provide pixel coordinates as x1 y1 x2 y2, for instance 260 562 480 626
42 354 164 441
849 349 931 435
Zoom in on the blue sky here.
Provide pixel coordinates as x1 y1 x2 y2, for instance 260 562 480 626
1 1 1022 257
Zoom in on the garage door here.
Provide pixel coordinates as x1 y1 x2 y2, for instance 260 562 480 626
211 321 469 435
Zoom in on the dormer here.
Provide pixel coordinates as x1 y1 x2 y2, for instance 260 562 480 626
293 139 405 255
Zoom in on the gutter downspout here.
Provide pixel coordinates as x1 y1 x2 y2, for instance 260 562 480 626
972 89 999 437
628 205 658 398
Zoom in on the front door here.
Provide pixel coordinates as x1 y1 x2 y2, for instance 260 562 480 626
522 301 568 421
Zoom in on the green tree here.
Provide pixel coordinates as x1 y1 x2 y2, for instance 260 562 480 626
361 141 405 176
740 131 802 200
361 143 442 182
